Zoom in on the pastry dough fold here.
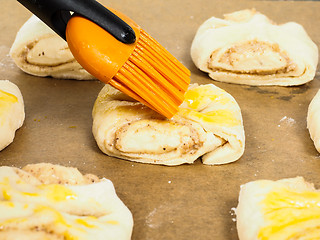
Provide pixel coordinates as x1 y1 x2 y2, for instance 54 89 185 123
0 163 133 240
236 177 320 240
307 90 320 152
10 15 94 80
0 80 25 151
92 83 245 165
191 9 318 86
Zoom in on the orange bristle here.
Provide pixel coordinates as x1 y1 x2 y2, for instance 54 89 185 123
112 30 190 118
66 10 191 119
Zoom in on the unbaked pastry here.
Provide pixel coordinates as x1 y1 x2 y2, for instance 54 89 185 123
10 15 94 80
92 83 245 165
236 176 320 240
0 163 133 240
307 90 320 152
0 80 25 151
191 9 318 86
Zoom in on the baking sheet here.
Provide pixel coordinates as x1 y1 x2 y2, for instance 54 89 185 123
1 0 320 239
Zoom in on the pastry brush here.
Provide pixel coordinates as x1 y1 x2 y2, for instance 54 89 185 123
16 0 191 118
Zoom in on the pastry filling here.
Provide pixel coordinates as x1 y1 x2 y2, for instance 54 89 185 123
21 36 75 66
208 40 297 75
115 119 201 154
259 188 320 239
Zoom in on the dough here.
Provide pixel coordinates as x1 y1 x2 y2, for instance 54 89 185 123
236 177 320 240
92 83 245 165
0 80 25 151
0 163 133 240
307 90 320 152
191 9 318 86
10 15 94 80
21 162 100 185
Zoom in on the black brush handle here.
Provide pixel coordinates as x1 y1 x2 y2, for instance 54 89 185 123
17 0 136 44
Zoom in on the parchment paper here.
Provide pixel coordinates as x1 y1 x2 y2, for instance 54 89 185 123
1 0 320 239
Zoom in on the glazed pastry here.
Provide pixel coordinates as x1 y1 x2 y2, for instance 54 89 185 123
307 90 320 152
191 9 318 86
0 80 25 151
236 177 320 239
10 15 94 80
92 83 245 165
0 163 133 240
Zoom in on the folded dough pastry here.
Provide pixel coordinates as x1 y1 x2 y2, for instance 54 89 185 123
0 80 25 151
307 90 320 152
236 176 320 240
0 163 133 240
10 15 94 80
191 9 318 86
92 83 245 165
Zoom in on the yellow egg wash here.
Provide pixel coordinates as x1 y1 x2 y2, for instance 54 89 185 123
1 176 77 202
106 220 119 225
0 201 15 208
184 85 230 109
0 177 10 186
0 176 112 239
75 218 97 228
35 205 80 238
64 231 80 240
258 188 320 239
21 191 39 197
34 205 98 239
0 90 18 124
0 177 12 200
179 108 240 127
2 189 11 200
180 86 240 126
0 216 27 227
0 205 80 240
15 179 24 184
34 205 71 227
38 184 78 202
